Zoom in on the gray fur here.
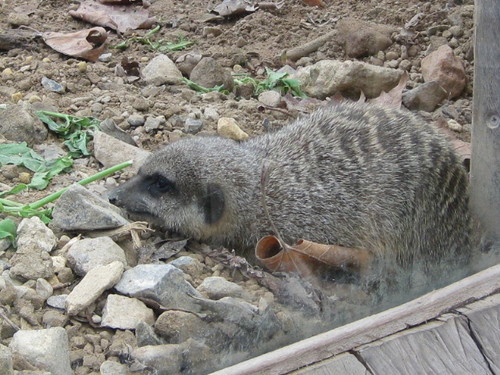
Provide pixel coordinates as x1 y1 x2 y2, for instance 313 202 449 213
109 102 471 269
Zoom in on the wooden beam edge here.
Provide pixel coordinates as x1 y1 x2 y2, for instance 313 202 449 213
210 263 500 375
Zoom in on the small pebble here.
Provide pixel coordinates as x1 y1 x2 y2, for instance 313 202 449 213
99 53 113 62
77 62 88 72
41 77 65 93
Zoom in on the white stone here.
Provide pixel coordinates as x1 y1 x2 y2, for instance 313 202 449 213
66 236 127 276
66 261 124 315
101 294 155 330
9 327 71 375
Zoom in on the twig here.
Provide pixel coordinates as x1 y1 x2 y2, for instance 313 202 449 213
281 30 337 62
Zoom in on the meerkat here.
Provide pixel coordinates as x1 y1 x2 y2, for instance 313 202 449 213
109 101 472 277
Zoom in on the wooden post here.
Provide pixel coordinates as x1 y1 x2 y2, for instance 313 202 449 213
470 0 500 241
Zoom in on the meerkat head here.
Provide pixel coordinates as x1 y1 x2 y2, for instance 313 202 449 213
109 136 255 244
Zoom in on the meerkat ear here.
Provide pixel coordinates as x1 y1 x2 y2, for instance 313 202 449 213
202 184 225 225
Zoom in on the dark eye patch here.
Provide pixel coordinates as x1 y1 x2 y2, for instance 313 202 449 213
146 173 176 195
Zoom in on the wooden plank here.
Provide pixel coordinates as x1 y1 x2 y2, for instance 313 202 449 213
470 0 500 240
209 264 500 375
458 294 500 373
290 353 369 375
356 314 492 375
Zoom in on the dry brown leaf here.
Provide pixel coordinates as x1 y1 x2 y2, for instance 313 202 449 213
368 72 408 109
69 0 156 34
255 235 373 277
42 27 107 62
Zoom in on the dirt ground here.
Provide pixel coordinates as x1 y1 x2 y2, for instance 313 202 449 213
0 0 485 374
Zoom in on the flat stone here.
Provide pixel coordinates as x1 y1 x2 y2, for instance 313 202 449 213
101 294 155 330
51 184 129 231
115 264 201 312
184 118 204 134
154 310 205 343
66 261 124 315
197 276 244 300
9 327 72 375
41 77 65 93
66 237 127 276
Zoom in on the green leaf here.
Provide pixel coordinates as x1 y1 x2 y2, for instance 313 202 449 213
0 218 16 244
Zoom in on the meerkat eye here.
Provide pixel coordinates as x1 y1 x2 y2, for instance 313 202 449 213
148 173 175 194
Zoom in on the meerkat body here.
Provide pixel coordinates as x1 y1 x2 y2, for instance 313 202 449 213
110 102 471 271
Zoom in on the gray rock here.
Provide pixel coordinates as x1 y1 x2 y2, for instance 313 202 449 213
0 344 13 375
47 294 67 309
127 114 146 127
10 217 56 280
66 261 124 315
144 116 162 132
131 344 182 375
9 327 72 375
184 118 204 134
179 339 213 375
190 57 234 91
195 297 259 330
293 60 403 99
93 131 151 174
42 309 69 328
66 237 127 276
402 81 448 112
175 51 203 76
197 276 244 300
51 184 128 231
154 310 205 343
35 278 53 300
142 54 183 86
100 360 130 375
41 77 65 93
337 18 394 58
258 90 282 107
115 264 202 312
136 321 164 347
101 294 155 330
203 107 219 122
169 256 205 276
99 118 137 145
0 102 48 145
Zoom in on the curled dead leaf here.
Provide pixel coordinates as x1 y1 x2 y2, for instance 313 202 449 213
255 235 373 278
69 0 156 34
42 27 107 62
